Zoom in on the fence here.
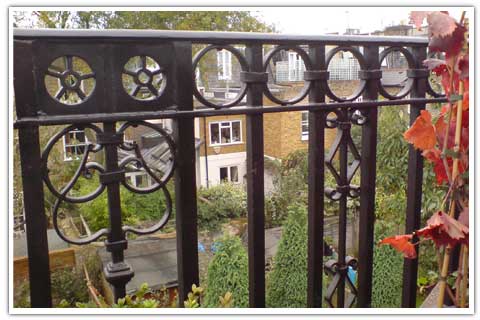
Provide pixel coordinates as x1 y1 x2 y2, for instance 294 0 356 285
13 28 446 308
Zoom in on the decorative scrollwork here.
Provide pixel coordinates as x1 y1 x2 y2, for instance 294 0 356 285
41 121 176 245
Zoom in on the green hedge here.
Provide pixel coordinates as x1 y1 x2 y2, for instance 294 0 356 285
203 235 249 307
266 203 308 307
371 222 403 308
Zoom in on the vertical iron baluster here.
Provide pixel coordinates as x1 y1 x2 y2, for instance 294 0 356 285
18 126 53 307
102 122 134 302
14 40 52 307
245 43 265 308
357 45 380 308
402 46 427 308
307 44 327 308
336 109 349 308
173 41 199 306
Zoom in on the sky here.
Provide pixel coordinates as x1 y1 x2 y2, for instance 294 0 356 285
254 7 466 35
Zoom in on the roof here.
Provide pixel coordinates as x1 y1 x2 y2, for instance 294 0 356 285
118 131 201 173
98 237 178 293
14 229 70 258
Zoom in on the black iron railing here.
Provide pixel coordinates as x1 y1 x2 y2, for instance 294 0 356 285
13 28 447 308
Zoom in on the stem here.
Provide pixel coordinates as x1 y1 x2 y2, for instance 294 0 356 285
437 80 464 308
460 246 468 307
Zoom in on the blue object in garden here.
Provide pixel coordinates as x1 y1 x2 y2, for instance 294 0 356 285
347 266 357 284
198 242 205 253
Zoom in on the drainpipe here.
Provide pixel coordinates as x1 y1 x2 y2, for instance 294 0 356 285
203 116 209 188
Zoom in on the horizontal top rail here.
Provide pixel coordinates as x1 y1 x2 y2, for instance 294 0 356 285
13 28 429 46
13 97 447 128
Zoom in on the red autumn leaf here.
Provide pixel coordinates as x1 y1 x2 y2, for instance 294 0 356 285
422 148 441 162
403 110 436 151
416 211 469 247
429 23 466 58
455 55 469 79
433 157 450 185
409 11 430 30
427 12 458 38
379 234 417 259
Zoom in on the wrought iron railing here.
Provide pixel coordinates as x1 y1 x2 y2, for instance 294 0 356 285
13 28 447 308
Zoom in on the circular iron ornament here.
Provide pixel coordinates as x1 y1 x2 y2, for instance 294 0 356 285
325 46 367 102
425 52 447 98
122 55 167 101
117 121 176 192
122 185 173 236
262 45 313 105
44 55 96 105
378 47 416 100
41 124 105 203
192 45 249 109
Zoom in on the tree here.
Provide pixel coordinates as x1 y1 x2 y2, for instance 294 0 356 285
203 235 249 307
22 11 275 32
266 203 308 307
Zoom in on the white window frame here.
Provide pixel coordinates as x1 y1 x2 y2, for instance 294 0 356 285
125 171 152 188
301 111 309 141
209 120 243 146
63 129 88 161
219 165 240 183
217 49 232 80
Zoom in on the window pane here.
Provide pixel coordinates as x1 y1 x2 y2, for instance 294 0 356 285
302 124 309 134
232 122 241 142
76 131 86 142
302 112 308 122
230 166 238 182
221 127 231 143
210 123 219 144
220 167 228 181
76 145 86 155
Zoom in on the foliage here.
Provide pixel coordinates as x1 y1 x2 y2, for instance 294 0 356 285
372 222 404 308
203 235 249 307
14 267 90 308
197 182 247 231
266 203 308 307
18 11 275 33
184 284 233 308
72 176 173 232
383 11 469 307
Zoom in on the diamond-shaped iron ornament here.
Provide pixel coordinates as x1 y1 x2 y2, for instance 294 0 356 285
324 113 361 200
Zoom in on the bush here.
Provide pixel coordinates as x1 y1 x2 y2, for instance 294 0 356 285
197 182 247 231
266 203 308 307
72 176 173 232
371 222 403 308
203 235 249 307
14 267 90 308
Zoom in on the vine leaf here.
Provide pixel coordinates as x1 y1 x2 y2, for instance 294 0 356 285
427 12 458 38
379 234 417 259
416 211 469 247
409 11 430 30
429 23 466 58
403 110 436 151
